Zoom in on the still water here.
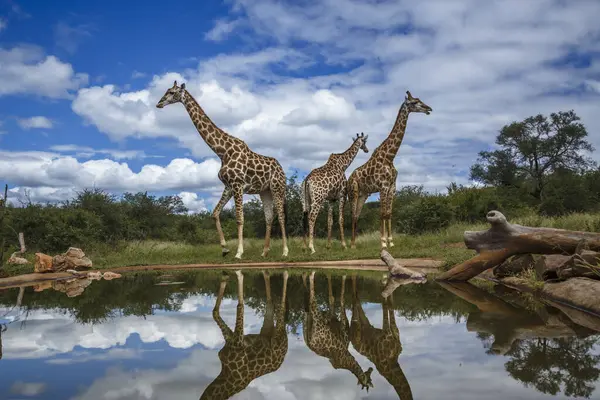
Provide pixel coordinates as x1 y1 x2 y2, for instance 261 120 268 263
1 269 599 400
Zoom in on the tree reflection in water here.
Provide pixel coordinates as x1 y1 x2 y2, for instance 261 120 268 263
438 281 600 399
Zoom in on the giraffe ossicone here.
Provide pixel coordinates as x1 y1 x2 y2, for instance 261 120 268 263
347 90 432 250
301 132 369 254
156 81 289 259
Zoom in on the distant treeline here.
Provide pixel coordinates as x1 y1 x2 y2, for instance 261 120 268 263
1 109 600 255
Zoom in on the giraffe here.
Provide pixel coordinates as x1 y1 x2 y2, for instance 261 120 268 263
301 271 374 391
350 276 414 399
347 91 432 250
200 269 289 400
301 132 369 254
156 81 288 259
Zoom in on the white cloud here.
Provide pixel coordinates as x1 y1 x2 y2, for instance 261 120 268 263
205 19 241 41
0 17 7 32
0 45 88 98
1 150 222 204
68 0 600 199
178 191 208 213
10 381 47 397
49 144 152 160
17 116 54 130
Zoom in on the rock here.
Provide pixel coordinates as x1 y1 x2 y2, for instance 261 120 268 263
493 254 535 278
7 253 29 265
65 247 85 258
34 253 54 273
33 281 53 292
52 254 93 271
102 271 122 280
52 278 92 298
87 271 103 280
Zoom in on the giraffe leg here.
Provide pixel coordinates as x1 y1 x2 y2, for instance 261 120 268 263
234 270 244 341
261 270 274 335
212 187 233 256
379 188 392 249
308 196 324 254
212 273 233 340
280 269 289 318
350 192 368 249
326 201 333 249
232 186 245 259
273 189 289 257
386 182 396 247
338 194 347 249
260 191 274 257
327 273 334 311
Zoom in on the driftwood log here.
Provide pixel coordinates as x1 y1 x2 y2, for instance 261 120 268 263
436 210 600 281
380 250 426 280
437 281 587 355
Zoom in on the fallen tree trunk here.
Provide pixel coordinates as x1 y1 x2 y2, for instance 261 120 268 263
493 254 535 278
380 250 426 280
436 210 600 281
534 254 571 280
555 250 600 281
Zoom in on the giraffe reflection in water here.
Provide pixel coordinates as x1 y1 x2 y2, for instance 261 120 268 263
350 276 414 400
200 270 289 400
302 271 374 391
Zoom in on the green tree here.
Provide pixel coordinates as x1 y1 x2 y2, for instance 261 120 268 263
470 110 595 201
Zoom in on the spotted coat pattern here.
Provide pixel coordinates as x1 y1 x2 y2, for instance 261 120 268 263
156 81 288 259
350 276 414 400
301 272 374 391
347 91 432 250
200 270 289 400
301 133 369 253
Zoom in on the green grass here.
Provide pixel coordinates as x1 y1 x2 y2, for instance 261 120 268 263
4 211 600 276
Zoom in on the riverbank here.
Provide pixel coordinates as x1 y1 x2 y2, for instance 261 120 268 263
4 212 600 276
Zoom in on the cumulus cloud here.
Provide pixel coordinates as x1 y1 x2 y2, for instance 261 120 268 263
178 191 208 213
1 150 222 204
67 0 600 200
0 45 88 98
17 116 53 130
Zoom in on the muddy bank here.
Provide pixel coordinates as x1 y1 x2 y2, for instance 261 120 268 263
0 257 442 289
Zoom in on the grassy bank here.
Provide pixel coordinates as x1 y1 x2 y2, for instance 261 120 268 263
3 212 600 276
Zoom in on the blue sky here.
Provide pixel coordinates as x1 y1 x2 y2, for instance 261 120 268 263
1 0 599 212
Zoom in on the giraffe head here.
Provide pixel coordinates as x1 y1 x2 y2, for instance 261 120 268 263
357 366 374 391
156 81 187 108
404 91 432 115
353 132 369 153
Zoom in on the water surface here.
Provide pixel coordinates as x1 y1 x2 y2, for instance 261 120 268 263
1 269 599 399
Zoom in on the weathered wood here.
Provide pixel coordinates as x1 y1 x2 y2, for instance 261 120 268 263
493 254 535 278
437 281 578 355
380 249 426 280
381 276 426 298
436 210 600 281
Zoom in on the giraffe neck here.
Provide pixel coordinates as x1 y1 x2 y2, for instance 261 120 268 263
328 139 362 171
332 352 369 383
200 373 247 400
376 360 413 399
374 102 410 163
181 90 234 159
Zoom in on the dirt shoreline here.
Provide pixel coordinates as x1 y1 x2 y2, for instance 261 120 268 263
0 257 443 289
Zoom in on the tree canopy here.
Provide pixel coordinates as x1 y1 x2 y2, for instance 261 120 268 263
470 110 595 200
